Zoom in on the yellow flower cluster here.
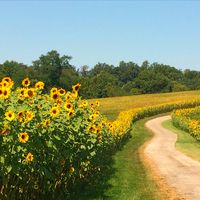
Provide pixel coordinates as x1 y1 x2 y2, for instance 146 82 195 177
0 77 14 99
172 106 200 140
0 76 118 196
110 100 200 138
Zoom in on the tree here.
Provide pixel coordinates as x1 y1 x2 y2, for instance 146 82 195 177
0 61 31 87
32 50 77 89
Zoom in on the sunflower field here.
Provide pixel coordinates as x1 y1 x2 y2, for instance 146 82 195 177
1 77 200 199
172 106 200 141
0 77 128 199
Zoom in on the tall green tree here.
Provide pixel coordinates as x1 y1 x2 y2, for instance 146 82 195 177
32 50 77 89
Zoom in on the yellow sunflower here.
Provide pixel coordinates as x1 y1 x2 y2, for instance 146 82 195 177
50 107 60 117
0 87 4 98
2 88 11 99
88 125 97 134
51 92 59 100
5 111 15 121
1 80 9 88
89 114 98 121
50 87 58 95
25 88 36 98
69 166 75 174
25 152 34 162
26 111 34 122
22 78 31 87
2 77 14 88
58 88 66 96
68 110 75 118
64 102 73 111
72 83 81 92
43 118 50 127
17 88 26 100
17 111 24 122
18 132 29 143
65 92 73 102
35 81 45 90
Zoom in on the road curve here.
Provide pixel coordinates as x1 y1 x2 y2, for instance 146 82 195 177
144 116 200 200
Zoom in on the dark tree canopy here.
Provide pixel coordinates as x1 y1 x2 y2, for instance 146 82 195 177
0 50 199 98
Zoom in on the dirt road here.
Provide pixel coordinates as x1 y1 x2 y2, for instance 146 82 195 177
144 116 200 200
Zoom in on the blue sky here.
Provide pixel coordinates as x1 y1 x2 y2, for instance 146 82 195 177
1 1 200 70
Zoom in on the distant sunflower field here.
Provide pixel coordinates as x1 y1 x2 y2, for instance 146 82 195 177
1 77 200 199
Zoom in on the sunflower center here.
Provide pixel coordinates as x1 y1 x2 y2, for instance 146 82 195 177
53 94 58 99
28 90 34 97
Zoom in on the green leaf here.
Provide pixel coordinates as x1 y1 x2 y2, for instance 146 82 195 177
91 138 97 144
0 156 4 164
54 135 61 140
6 165 12 173
90 151 96 157
80 145 86 150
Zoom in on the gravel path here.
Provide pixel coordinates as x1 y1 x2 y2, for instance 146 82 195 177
144 116 200 200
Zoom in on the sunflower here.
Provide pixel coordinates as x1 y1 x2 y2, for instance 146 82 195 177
89 114 98 121
22 78 31 87
72 83 81 92
1 80 9 88
26 111 34 122
25 88 36 98
0 87 3 98
96 101 100 107
2 77 14 88
69 166 75 174
17 88 26 100
43 118 50 127
25 152 34 162
65 93 73 101
35 81 45 90
17 111 24 122
71 91 78 99
5 111 15 121
64 102 73 111
51 92 59 100
58 88 66 96
0 123 10 135
56 98 63 106
88 125 97 134
50 87 58 95
2 88 11 99
50 107 60 117
68 110 75 118
18 132 29 143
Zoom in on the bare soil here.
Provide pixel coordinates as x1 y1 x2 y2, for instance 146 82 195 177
143 116 200 200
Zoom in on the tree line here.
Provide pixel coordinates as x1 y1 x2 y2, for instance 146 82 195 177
0 50 199 99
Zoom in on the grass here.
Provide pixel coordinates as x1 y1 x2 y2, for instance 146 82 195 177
76 116 166 200
90 90 200 120
163 119 200 162
104 117 164 200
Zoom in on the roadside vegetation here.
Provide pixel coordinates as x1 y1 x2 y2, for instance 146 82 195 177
163 119 200 162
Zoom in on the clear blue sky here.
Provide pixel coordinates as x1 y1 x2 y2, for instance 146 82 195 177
1 0 200 70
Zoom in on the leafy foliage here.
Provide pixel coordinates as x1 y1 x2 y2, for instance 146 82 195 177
0 50 200 99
